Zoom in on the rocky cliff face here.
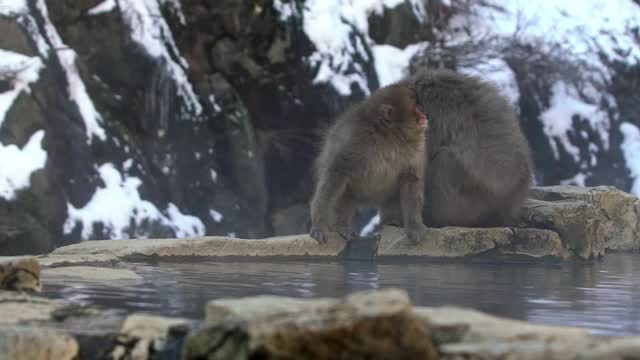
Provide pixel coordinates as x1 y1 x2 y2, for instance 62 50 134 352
0 0 639 255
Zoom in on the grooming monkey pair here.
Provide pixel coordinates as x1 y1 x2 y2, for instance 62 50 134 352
309 69 532 243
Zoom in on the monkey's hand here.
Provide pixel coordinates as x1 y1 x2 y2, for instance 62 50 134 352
309 228 330 244
406 223 428 244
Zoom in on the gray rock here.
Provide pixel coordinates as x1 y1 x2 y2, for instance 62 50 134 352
520 199 605 259
378 226 569 259
0 256 41 292
186 288 438 360
0 326 78 360
199 288 640 360
425 305 640 359
0 290 191 359
530 185 640 251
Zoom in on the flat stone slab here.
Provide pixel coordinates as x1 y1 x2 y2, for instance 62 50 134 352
0 256 41 292
377 226 568 259
531 185 640 251
37 254 120 268
42 266 143 282
50 226 568 261
51 234 345 258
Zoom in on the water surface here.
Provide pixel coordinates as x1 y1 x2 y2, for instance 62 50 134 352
41 253 640 336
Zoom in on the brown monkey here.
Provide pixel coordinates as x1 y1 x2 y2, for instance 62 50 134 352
401 68 532 227
309 84 429 244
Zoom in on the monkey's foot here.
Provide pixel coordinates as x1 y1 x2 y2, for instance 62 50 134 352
406 224 428 244
309 228 330 244
310 229 354 244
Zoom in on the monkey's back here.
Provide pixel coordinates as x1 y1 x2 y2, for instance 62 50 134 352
315 106 422 206
409 68 532 226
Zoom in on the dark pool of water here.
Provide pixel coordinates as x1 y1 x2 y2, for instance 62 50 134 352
41 253 640 336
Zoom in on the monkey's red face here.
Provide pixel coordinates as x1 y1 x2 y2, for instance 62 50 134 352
414 105 428 130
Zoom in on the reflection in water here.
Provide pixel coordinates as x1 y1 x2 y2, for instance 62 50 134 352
41 254 640 336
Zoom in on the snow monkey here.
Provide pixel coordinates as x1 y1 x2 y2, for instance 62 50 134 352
309 83 429 244
404 68 532 228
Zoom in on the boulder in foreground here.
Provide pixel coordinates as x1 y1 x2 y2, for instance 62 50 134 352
197 288 640 360
186 289 438 360
2 287 640 359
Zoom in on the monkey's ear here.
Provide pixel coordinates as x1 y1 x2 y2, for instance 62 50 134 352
379 104 394 127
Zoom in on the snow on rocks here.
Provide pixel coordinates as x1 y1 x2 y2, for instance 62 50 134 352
620 122 640 196
87 0 116 16
33 0 107 143
0 49 47 200
0 131 47 200
540 82 610 161
0 50 43 127
279 0 426 95
64 163 205 240
117 0 203 117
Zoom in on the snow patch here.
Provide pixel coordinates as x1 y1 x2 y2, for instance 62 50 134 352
372 43 425 87
166 203 205 237
0 50 47 200
122 158 133 171
360 213 380 237
35 0 106 143
540 82 609 161
273 0 298 21
475 0 640 69
0 130 47 200
620 122 640 196
209 209 223 223
301 0 425 95
87 0 116 15
0 50 43 127
64 163 205 239
0 0 27 15
560 173 588 187
118 0 202 116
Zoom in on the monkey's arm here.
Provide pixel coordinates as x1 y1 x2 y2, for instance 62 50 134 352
399 169 428 244
309 167 349 243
